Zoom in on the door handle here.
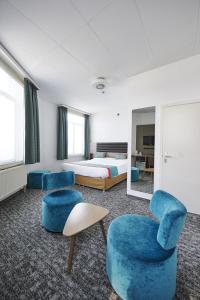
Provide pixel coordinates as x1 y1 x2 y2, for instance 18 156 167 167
164 153 174 163
164 152 173 158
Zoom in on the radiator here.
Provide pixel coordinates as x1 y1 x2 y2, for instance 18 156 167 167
0 165 27 201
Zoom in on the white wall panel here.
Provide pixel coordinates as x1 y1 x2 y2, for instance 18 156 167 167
0 165 26 201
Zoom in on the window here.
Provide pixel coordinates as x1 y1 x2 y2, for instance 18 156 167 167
0 65 24 167
68 112 85 156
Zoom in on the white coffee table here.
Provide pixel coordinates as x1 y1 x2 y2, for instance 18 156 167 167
63 203 109 272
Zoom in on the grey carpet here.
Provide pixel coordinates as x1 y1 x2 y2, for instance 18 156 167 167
0 181 200 300
131 174 154 194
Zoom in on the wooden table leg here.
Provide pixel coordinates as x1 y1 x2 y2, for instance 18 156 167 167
99 220 107 244
67 235 76 273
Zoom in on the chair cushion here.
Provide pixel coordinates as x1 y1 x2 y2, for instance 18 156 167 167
43 190 82 207
42 189 83 232
42 171 75 191
108 214 175 262
150 190 187 250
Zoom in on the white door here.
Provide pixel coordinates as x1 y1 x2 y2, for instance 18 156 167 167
161 102 200 214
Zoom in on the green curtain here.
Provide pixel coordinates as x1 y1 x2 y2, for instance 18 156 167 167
25 78 40 164
84 114 90 159
57 106 68 160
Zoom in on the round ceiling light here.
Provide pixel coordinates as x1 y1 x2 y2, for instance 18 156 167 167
92 77 107 92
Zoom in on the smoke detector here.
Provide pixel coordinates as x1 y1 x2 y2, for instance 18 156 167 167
92 77 107 93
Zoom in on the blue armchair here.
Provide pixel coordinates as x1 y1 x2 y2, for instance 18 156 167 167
106 190 187 300
42 171 83 232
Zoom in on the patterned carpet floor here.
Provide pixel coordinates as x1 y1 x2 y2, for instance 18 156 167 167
0 181 200 300
131 173 153 194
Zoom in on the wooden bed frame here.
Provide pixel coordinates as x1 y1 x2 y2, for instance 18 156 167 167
75 142 128 191
76 172 127 191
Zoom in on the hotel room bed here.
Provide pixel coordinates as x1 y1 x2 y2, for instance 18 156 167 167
63 142 128 191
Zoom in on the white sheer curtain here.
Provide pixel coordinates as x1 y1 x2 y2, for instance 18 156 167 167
0 65 24 167
68 112 85 156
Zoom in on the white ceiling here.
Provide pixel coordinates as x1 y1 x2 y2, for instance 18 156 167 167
0 0 200 112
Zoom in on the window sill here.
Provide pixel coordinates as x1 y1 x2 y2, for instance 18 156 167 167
0 161 24 171
68 154 84 157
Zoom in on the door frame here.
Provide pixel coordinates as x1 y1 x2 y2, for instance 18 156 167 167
127 105 162 200
127 99 200 201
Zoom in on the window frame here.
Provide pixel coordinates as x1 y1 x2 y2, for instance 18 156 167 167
0 59 25 170
68 111 85 157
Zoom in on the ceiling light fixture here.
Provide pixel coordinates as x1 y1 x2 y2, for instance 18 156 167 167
92 77 107 93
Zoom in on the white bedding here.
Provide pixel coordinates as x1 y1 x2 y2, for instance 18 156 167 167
62 157 128 178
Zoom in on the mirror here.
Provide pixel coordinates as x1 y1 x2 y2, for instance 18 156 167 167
131 107 155 195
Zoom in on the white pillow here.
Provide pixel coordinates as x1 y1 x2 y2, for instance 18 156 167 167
94 152 106 158
107 152 127 159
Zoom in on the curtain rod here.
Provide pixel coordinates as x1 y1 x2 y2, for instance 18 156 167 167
0 43 40 90
59 104 91 115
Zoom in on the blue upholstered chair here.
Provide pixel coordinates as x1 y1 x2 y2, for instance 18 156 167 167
42 171 83 232
27 170 50 189
106 190 187 300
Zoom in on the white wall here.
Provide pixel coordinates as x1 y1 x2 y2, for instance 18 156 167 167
40 99 61 171
127 54 200 211
91 109 155 153
27 98 84 173
92 54 200 148
128 54 200 108
90 54 200 212
133 111 155 125
26 98 61 172
28 53 200 212
90 108 130 152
